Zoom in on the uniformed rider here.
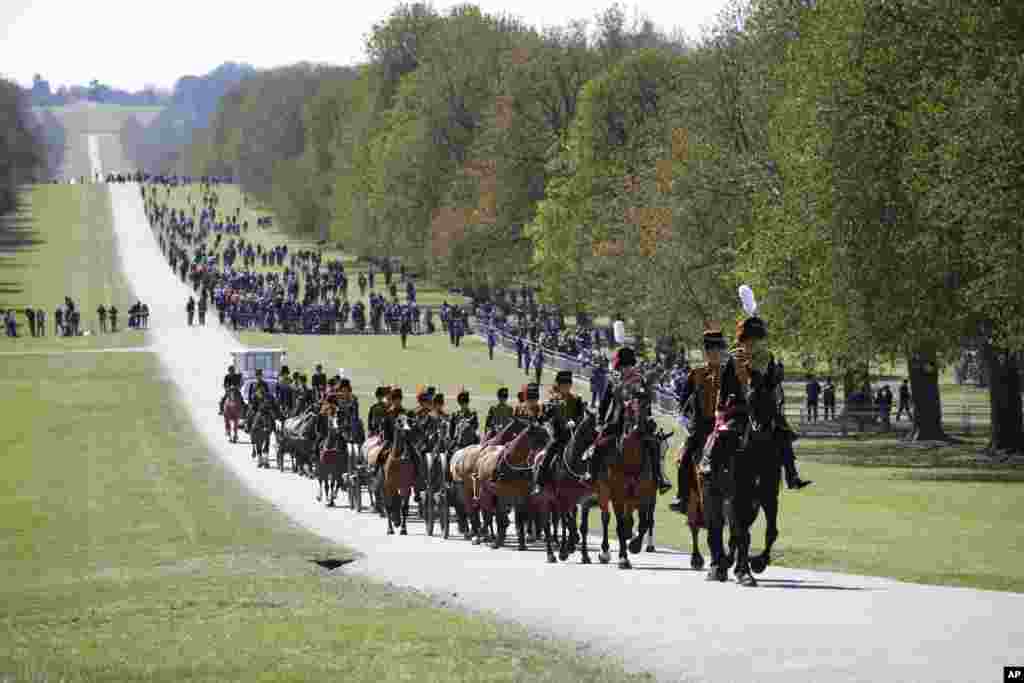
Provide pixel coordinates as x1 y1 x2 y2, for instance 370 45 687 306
485 387 514 436
218 365 242 415
532 370 586 494
449 388 479 448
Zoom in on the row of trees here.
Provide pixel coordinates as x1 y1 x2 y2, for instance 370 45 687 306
1 78 62 214
120 62 257 173
28 74 170 107
173 1 1022 451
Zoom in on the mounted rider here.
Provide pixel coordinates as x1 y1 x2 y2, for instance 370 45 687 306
449 388 479 448
333 378 361 442
669 323 726 513
700 288 771 586
513 383 543 421
218 365 242 415
368 386 390 438
588 347 672 494
485 387 514 436
532 370 586 494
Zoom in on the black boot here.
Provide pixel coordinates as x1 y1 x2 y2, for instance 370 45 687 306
784 461 812 490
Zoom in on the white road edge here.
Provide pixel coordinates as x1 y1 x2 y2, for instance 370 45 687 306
99 147 1021 682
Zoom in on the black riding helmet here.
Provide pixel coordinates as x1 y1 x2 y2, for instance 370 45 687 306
497 387 509 400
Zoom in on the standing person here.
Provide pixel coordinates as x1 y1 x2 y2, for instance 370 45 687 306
55 305 64 337
186 296 196 326
897 379 912 421
97 305 107 333
589 357 608 408
523 343 532 376
487 327 497 361
533 345 545 386
198 297 207 326
109 306 118 333
25 308 36 337
880 385 894 429
822 377 837 420
141 303 149 329
805 375 821 422
400 313 411 349
36 308 45 337
515 335 525 368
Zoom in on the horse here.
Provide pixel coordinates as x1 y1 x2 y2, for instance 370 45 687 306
277 409 319 475
249 404 278 469
474 419 551 552
439 416 480 538
316 415 348 507
223 388 245 443
450 420 521 544
361 433 390 517
530 410 594 563
381 415 424 535
672 438 707 570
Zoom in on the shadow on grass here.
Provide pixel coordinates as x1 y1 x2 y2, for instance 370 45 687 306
0 197 44 303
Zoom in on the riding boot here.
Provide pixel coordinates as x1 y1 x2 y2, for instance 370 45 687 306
733 532 757 587
648 440 672 495
781 439 812 490
218 394 226 415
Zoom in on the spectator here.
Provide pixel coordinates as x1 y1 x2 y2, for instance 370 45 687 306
822 377 836 420
805 375 821 422
897 379 912 421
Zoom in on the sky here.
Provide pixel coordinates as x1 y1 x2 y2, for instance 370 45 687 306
0 0 730 92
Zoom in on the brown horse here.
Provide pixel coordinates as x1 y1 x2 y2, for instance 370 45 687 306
381 416 424 535
674 440 707 570
223 389 245 443
316 416 347 507
362 434 389 517
475 420 551 552
451 420 523 545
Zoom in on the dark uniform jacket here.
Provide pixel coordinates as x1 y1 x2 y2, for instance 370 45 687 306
368 402 388 437
485 403 514 433
598 369 651 438
449 409 479 446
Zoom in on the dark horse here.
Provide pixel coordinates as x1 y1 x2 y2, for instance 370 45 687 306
532 410 594 563
317 414 348 507
249 403 279 468
277 408 319 475
741 372 788 577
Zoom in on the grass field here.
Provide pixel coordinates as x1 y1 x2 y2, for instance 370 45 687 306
0 184 145 350
0 351 643 682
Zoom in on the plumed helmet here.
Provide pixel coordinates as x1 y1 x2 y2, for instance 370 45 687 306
611 347 636 370
555 370 573 385
736 317 767 342
497 387 509 399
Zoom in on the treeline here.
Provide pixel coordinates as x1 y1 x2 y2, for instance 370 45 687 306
0 78 61 214
27 74 169 107
179 1 1024 451
120 62 257 174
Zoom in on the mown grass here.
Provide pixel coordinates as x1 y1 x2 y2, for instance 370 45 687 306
0 184 145 350
0 350 646 682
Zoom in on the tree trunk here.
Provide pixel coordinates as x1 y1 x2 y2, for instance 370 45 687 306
907 350 947 441
982 345 1023 453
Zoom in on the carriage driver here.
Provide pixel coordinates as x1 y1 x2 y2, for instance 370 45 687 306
449 388 479 444
368 386 390 437
532 371 586 495
218 365 242 415
485 387 514 435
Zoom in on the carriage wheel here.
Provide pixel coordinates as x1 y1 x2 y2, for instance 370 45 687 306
440 488 450 540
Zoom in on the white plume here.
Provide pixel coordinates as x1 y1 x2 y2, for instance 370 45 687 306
738 285 758 316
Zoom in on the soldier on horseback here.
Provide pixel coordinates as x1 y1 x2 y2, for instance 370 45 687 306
485 387 514 436
513 383 543 421
218 364 242 415
532 371 585 495
368 386 390 437
586 347 672 494
449 389 479 447
670 323 726 513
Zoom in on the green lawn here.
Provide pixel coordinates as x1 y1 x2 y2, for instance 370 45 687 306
0 342 643 682
0 184 145 350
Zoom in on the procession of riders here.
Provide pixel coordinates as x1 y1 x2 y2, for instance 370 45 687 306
214 287 812 586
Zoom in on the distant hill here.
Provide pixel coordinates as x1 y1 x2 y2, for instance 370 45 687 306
121 62 257 172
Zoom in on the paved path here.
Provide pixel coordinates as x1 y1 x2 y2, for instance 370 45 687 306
105 179 1023 682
